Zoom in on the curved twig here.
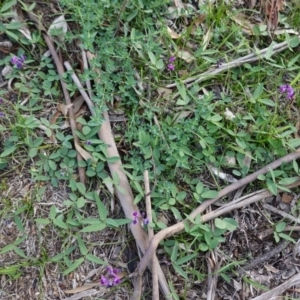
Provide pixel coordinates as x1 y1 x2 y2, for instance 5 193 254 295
137 151 300 277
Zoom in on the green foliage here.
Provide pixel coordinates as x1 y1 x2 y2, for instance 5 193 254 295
1 0 300 291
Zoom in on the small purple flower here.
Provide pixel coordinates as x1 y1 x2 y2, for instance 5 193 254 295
11 55 26 69
0 98 3 104
86 140 91 145
167 56 176 71
100 275 109 286
169 56 176 63
0 112 5 117
100 266 122 288
279 84 295 100
132 211 149 225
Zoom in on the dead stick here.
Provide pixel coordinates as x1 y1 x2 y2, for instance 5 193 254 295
137 150 300 276
263 203 300 224
144 170 159 300
66 56 172 299
27 12 86 184
251 272 300 300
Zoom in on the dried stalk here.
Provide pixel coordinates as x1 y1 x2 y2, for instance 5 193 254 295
251 272 300 300
166 35 300 89
144 170 158 300
263 203 300 224
65 57 172 299
27 12 86 184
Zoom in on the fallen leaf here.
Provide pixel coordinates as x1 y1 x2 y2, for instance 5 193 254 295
281 193 293 204
167 26 180 39
74 141 95 163
261 0 284 31
202 26 212 50
177 50 196 63
64 283 99 294
264 264 280 274
172 111 192 123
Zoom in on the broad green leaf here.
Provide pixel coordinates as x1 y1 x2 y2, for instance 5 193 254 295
0 244 15 254
80 223 106 233
278 233 296 243
106 218 119 227
289 36 300 48
1 0 17 12
5 22 22 30
86 254 106 265
215 218 226 229
77 182 86 195
14 215 24 232
0 145 16 157
53 218 68 229
49 205 57 220
76 235 88 256
29 148 38 158
106 156 120 163
201 190 218 199
50 246 76 262
148 50 156 65
95 193 107 220
35 218 51 225
275 222 286 233
223 218 238 231
81 218 103 225
258 99 275 106
242 276 269 291
253 83 264 99
14 247 27 258
62 257 84 275
196 181 204 195
171 242 178 262
266 179 277 195
172 263 188 279
76 197 86 208
176 253 197 265
199 243 208 251
278 177 299 186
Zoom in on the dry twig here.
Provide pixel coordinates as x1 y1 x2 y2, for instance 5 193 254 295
137 152 300 277
263 203 300 225
251 272 300 300
27 12 86 184
65 55 172 299
144 170 159 300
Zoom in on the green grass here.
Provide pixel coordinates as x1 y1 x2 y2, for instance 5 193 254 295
1 0 300 298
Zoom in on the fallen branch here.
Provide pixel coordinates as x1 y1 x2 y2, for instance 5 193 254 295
166 35 300 89
144 170 159 300
251 272 300 300
137 151 300 277
263 203 300 224
65 56 172 299
27 12 86 184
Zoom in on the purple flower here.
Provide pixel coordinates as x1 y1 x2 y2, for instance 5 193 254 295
279 84 295 100
169 56 176 63
0 98 3 104
86 140 91 145
100 266 122 288
132 211 149 225
11 55 26 69
0 112 5 117
167 56 176 71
